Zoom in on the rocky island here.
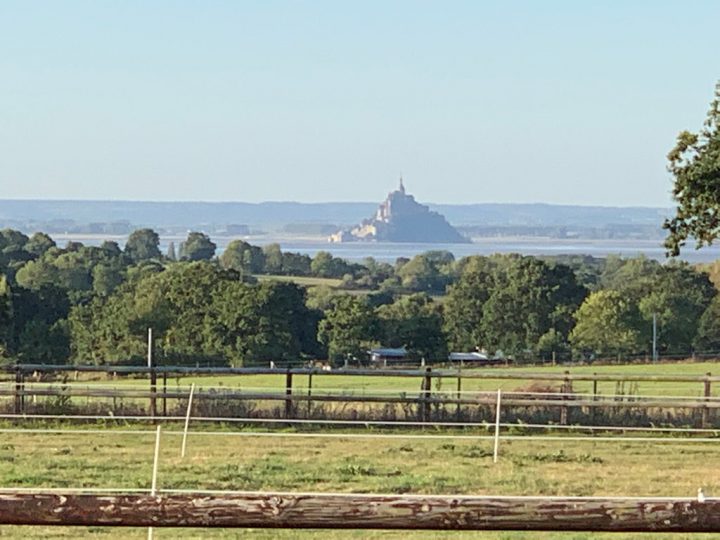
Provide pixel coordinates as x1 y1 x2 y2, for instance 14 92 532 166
329 179 470 244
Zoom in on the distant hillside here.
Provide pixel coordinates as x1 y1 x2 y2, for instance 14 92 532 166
0 199 671 235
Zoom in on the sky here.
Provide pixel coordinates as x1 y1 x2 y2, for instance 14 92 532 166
1 1 719 207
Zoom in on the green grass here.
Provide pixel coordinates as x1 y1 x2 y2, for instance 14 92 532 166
0 425 718 538
254 274 344 287
123 360 720 398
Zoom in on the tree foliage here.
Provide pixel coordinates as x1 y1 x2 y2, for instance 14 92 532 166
664 82 720 256
124 229 161 263
318 295 377 362
377 293 446 360
570 290 645 357
180 232 216 261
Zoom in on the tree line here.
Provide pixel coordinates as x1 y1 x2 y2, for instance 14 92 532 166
1 227 719 366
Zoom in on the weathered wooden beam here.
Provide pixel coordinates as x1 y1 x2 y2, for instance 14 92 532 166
0 493 719 531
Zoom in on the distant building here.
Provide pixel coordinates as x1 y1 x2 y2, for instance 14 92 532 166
448 352 504 366
329 179 470 244
369 347 408 367
223 224 250 236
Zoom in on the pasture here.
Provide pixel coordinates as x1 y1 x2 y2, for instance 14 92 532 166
3 360 720 538
0 425 719 539
106 359 720 397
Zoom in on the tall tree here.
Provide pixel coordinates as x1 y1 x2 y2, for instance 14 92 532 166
377 294 447 361
166 241 177 262
124 229 161 263
694 295 720 352
311 251 352 279
180 232 216 261
480 256 584 359
318 295 377 362
25 232 56 258
638 263 715 353
664 82 720 256
220 240 265 274
262 244 283 274
443 256 497 351
0 276 12 359
570 290 645 358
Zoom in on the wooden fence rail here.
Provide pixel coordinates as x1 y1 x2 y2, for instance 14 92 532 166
4 386 720 410
5 363 720 384
2 364 718 426
0 493 719 531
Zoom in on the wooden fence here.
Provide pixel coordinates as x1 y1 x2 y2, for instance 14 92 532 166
0 492 719 531
2 364 720 426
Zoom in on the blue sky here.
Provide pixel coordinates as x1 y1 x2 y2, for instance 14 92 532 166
1 1 718 206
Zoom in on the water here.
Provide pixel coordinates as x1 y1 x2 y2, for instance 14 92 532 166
55 234 720 263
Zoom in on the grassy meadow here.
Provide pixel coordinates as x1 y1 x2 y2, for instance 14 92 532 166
104 360 720 398
0 426 719 539
2 360 720 538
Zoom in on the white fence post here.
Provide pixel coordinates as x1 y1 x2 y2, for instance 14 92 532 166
148 425 162 540
493 389 502 464
181 384 196 458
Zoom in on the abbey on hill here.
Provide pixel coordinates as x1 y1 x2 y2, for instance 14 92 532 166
329 179 470 244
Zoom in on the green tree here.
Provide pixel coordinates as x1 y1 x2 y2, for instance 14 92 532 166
570 290 645 358
0 229 31 280
180 232 216 261
166 242 177 261
480 257 585 360
92 264 125 297
0 276 12 359
318 295 377 362
638 264 715 353
377 293 447 360
664 82 720 256
14 259 58 290
396 251 454 293
311 251 352 278
220 240 265 274
281 252 312 276
100 240 123 258
599 256 661 302
443 256 497 351
69 262 319 366
25 232 56 258
124 229 161 263
10 285 71 363
694 295 720 351
263 244 283 274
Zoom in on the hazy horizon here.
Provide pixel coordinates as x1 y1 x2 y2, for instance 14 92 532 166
0 195 671 210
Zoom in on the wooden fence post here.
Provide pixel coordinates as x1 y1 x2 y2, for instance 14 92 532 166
702 372 711 428
14 364 23 415
307 371 313 418
148 328 157 420
284 369 293 419
162 372 168 417
420 367 432 422
455 365 462 421
560 370 571 425
590 373 598 425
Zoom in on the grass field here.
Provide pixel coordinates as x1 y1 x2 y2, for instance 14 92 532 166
108 360 720 398
0 425 719 539
253 274 344 288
